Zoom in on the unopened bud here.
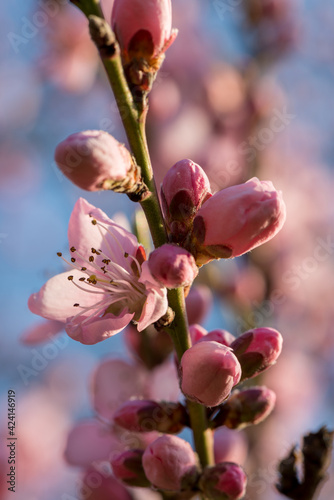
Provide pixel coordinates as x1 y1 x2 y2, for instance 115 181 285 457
213 386 276 429
113 399 188 434
191 177 286 265
197 329 236 347
111 0 177 92
199 462 247 500
111 449 150 487
148 244 198 288
186 284 213 326
230 327 283 381
180 341 241 407
161 159 212 243
189 324 208 344
142 435 199 491
55 130 147 198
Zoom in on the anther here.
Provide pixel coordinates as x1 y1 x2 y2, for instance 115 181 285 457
73 303 79 307
89 256 94 262
91 219 97 225
71 257 76 263
70 246 76 252
124 252 129 258
57 252 62 257
79 277 86 282
81 267 87 271
67 276 74 281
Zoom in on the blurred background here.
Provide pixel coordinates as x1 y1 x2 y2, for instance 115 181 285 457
1 0 334 498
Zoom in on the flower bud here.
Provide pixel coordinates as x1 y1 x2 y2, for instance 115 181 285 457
197 329 236 347
161 159 212 243
230 328 283 381
214 428 248 465
189 324 208 344
110 449 150 487
81 466 133 500
111 0 177 91
148 244 198 288
191 177 286 265
186 284 213 326
113 400 188 434
55 130 143 195
142 435 199 491
180 341 242 407
199 463 247 500
213 386 276 429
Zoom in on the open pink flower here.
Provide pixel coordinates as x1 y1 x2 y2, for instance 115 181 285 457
28 198 167 344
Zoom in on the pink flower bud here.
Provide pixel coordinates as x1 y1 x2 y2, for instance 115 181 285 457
111 0 176 63
197 329 236 347
110 449 150 487
213 386 276 429
214 428 248 465
189 324 208 344
186 284 213 326
81 466 133 500
161 159 212 242
230 328 283 381
200 463 247 500
148 244 198 288
192 177 286 264
55 130 135 192
113 400 187 434
142 435 199 491
180 341 242 407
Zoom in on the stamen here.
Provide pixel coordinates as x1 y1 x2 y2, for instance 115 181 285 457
70 247 76 252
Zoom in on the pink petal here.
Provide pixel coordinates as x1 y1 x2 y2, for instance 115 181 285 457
28 270 99 322
137 287 168 332
20 319 64 345
66 309 134 345
64 419 122 466
148 360 181 402
68 198 139 272
92 359 148 420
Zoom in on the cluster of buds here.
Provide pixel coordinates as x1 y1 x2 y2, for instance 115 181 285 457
179 326 282 408
111 433 247 498
161 159 286 266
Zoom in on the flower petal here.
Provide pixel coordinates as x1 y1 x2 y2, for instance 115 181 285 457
92 359 148 420
137 287 168 331
28 270 99 322
64 419 122 466
68 198 139 272
66 309 134 344
20 319 64 345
